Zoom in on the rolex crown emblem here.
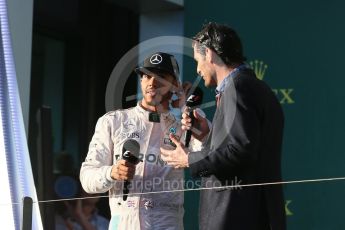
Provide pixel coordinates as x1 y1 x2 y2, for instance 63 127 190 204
249 60 267 80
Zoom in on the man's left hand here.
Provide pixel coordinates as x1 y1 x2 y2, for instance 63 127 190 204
160 134 189 169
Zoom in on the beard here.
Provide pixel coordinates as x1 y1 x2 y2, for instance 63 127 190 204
144 91 172 107
146 95 161 106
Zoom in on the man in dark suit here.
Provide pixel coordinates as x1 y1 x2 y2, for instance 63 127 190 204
161 22 286 230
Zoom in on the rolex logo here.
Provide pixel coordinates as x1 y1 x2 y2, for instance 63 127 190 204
249 59 295 105
285 200 293 216
249 60 267 80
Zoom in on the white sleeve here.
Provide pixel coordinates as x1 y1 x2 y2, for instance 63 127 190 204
80 115 116 194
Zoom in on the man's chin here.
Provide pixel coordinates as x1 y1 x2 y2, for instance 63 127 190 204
204 80 216 88
143 92 171 106
204 82 212 88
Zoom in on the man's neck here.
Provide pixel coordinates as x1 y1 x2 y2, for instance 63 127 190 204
215 63 241 86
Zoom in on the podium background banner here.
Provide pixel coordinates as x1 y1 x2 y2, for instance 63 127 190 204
183 0 345 229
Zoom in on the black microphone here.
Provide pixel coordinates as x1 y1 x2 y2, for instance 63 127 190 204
122 139 140 201
184 87 203 148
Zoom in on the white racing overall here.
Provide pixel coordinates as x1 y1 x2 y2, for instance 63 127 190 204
80 104 202 230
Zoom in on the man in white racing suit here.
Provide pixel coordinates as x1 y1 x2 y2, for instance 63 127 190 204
80 52 202 229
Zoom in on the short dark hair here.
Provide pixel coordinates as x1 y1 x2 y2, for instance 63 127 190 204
193 22 246 67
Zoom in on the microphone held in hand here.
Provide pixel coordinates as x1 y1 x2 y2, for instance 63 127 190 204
122 139 140 201
184 87 203 148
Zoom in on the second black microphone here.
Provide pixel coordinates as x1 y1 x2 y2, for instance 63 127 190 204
184 87 203 148
122 139 141 201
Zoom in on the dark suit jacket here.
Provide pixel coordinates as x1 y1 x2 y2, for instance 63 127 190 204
189 68 286 230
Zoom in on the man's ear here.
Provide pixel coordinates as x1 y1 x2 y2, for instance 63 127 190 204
205 47 214 63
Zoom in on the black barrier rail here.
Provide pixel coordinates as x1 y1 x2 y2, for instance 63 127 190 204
22 197 32 230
